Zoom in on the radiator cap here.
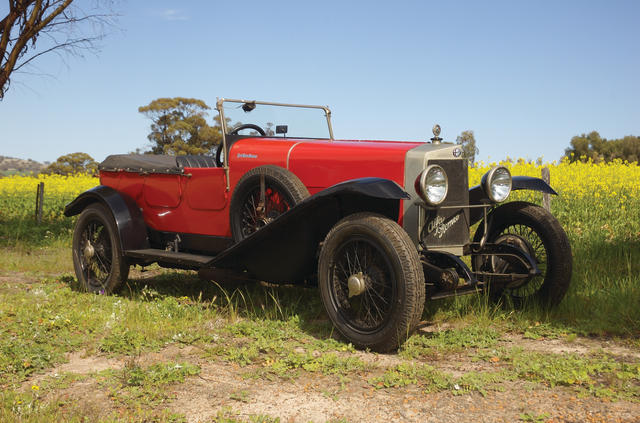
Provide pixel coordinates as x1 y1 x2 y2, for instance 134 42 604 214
430 124 443 144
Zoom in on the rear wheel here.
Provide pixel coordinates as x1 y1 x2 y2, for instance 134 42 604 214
72 203 129 294
230 165 309 242
473 201 572 307
318 213 425 352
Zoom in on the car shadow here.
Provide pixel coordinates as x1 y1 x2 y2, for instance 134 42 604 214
108 268 337 343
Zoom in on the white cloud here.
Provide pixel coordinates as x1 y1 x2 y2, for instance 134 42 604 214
160 9 188 21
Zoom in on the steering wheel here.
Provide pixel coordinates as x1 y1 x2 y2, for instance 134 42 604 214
230 124 266 136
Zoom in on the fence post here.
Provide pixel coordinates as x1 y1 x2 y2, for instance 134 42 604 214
542 167 550 212
35 182 44 223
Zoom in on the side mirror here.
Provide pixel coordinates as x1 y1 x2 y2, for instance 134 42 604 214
276 125 288 136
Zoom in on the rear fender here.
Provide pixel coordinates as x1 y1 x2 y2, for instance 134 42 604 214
207 177 410 283
64 185 149 251
468 176 557 225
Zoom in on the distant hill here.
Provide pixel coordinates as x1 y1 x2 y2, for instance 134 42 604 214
0 156 47 175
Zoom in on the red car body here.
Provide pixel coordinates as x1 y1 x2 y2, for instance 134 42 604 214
100 138 416 237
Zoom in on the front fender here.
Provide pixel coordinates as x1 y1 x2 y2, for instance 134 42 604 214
468 176 557 225
207 177 410 283
64 185 149 251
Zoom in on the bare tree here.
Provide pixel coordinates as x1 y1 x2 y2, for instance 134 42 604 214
0 0 115 99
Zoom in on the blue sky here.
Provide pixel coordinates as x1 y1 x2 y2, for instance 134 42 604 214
0 0 638 164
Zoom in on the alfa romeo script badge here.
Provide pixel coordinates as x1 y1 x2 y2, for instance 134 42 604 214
453 148 462 157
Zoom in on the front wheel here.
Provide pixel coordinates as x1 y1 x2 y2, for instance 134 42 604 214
473 201 572 307
318 213 425 352
72 203 129 294
229 165 309 242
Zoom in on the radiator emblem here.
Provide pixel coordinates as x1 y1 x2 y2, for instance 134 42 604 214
453 148 462 157
427 214 461 239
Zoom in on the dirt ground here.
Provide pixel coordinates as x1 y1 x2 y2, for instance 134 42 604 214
23 329 640 423
5 270 639 422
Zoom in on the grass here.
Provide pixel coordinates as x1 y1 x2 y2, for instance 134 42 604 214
0 217 75 248
519 412 551 423
0 173 639 419
400 325 502 359
0 265 638 420
0 240 73 276
369 362 452 392
369 363 518 396
210 409 283 423
100 360 201 408
210 409 352 423
503 348 640 401
3 196 638 340
375 341 640 401
2 168 639 338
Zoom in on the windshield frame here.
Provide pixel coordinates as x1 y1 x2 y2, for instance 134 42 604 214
216 98 334 139
215 98 334 190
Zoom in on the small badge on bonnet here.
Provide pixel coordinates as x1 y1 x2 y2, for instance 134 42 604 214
453 148 462 157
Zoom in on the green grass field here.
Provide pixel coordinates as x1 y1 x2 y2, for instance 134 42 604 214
0 168 639 422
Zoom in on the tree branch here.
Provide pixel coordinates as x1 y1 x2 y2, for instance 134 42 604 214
13 37 91 72
0 0 115 99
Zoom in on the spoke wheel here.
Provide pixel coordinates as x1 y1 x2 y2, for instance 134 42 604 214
239 185 295 239
473 201 572 307
329 237 396 332
319 213 425 352
72 203 129 294
230 166 309 242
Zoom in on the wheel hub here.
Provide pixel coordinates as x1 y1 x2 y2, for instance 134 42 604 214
83 242 95 260
347 272 366 298
492 234 535 288
255 207 280 229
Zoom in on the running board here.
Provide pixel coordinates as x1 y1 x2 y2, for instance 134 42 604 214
125 249 214 268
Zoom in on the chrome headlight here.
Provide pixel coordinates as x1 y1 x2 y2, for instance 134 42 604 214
415 165 448 206
481 166 512 203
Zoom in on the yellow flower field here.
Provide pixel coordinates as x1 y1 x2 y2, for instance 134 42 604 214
470 159 640 239
1 159 639 223
0 173 98 197
0 159 638 245
470 158 640 200
0 174 98 221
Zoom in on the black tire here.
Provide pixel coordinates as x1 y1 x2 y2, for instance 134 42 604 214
230 165 309 242
473 201 572 307
318 213 425 352
72 203 129 294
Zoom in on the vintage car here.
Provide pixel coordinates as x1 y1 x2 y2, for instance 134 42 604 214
64 98 572 352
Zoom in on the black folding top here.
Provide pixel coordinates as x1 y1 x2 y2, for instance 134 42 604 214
99 154 181 174
99 154 218 174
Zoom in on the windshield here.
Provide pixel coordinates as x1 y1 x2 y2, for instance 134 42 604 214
218 100 332 139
